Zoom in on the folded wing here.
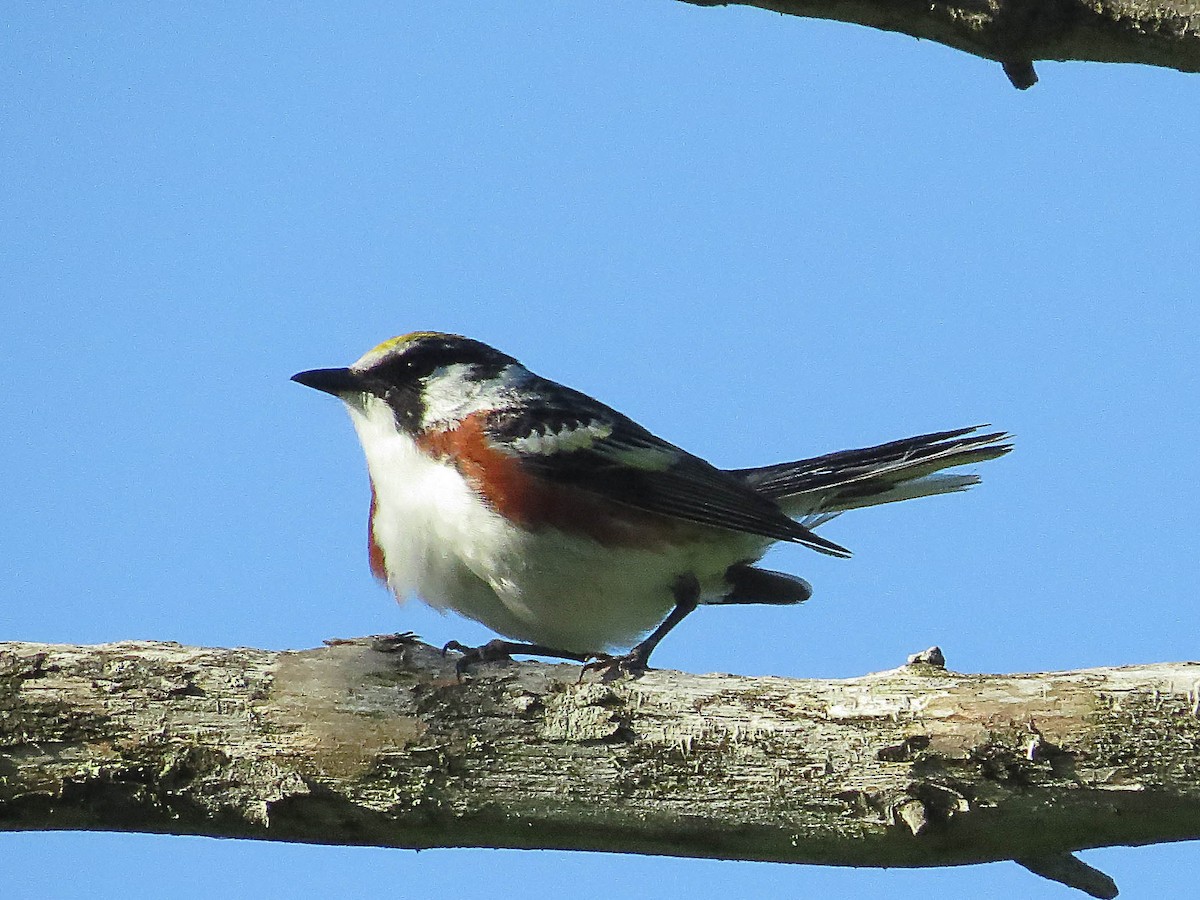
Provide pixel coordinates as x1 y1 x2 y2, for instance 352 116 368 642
484 382 851 557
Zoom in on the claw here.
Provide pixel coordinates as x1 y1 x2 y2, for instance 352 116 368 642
580 647 651 682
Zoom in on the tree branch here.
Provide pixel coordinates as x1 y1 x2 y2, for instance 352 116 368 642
678 0 1200 88
3 638 1200 897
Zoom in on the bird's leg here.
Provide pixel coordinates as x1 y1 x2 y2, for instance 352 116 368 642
444 639 593 679
582 573 701 680
448 573 703 681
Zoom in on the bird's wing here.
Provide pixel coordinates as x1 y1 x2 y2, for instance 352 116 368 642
483 383 850 557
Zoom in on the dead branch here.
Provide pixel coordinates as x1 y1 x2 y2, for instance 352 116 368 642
679 0 1200 88
3 638 1200 897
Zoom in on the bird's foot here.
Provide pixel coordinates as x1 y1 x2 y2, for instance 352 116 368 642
368 632 421 653
577 574 695 681
443 639 591 680
324 632 420 652
443 639 516 678
579 646 651 682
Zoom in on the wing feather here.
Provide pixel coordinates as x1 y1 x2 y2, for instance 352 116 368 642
483 382 850 557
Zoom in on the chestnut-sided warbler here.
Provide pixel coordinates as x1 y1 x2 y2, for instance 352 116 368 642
293 332 1010 674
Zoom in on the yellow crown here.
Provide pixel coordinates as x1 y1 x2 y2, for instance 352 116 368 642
365 331 449 356
353 332 467 370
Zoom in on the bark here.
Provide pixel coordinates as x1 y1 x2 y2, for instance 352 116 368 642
678 0 1200 88
3 638 1200 897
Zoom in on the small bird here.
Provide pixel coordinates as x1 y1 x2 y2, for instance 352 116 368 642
293 332 1010 675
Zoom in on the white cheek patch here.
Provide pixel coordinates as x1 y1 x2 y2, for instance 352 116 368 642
510 420 614 456
419 363 526 428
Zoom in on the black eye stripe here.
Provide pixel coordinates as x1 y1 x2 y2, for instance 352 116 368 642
381 383 424 433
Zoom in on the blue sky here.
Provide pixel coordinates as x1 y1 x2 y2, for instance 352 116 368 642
4 3 1198 898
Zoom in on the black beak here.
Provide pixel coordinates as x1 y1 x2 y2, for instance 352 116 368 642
290 367 364 396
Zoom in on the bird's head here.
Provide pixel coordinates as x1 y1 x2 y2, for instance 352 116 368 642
292 332 521 432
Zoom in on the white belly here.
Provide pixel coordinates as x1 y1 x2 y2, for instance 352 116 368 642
347 403 762 652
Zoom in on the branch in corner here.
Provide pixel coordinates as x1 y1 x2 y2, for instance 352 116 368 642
678 0 1200 88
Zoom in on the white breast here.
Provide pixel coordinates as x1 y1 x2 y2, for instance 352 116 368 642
345 396 518 624
344 394 764 653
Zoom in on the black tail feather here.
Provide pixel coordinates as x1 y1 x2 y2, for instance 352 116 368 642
730 425 1011 504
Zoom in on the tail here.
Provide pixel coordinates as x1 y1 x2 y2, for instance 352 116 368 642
728 426 1012 528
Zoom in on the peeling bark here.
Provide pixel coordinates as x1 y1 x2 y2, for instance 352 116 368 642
678 0 1200 88
2 638 1200 897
